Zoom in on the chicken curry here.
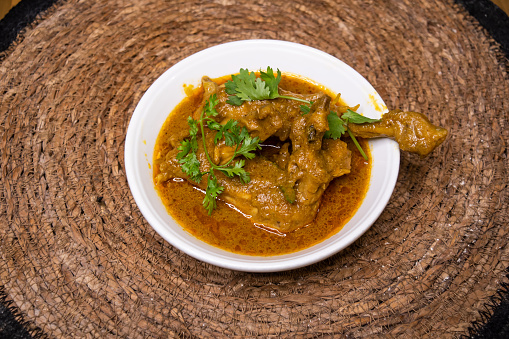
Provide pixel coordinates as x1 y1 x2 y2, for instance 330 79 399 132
153 69 447 256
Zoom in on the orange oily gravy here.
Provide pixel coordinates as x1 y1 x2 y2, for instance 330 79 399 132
153 74 371 256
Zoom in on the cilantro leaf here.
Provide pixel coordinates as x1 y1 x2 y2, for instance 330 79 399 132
224 80 238 95
203 172 224 214
226 69 270 104
218 160 250 182
177 93 260 214
324 109 376 161
236 168 251 184
221 120 240 146
177 117 199 167
342 109 380 124
225 94 243 106
207 120 222 131
188 119 198 136
179 152 203 183
324 112 347 139
236 133 261 159
176 139 192 159
259 66 281 99
324 109 381 140
300 102 312 115
225 67 312 105
204 94 219 117
237 77 271 101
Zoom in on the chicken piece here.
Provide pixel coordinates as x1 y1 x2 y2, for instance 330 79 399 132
156 77 448 233
244 96 351 230
198 78 330 166
348 110 448 156
191 76 219 120
165 77 219 149
285 96 349 207
155 96 352 232
214 85 325 142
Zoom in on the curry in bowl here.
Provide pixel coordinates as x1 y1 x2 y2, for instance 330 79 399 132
152 68 447 256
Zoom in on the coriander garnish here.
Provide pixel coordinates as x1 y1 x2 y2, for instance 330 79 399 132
225 67 312 113
177 94 261 214
324 109 380 160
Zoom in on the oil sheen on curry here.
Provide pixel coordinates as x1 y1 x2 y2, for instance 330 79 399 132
153 70 448 256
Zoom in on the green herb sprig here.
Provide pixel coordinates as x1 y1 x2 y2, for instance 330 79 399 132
324 109 380 160
177 94 261 214
225 67 312 113
178 69 380 214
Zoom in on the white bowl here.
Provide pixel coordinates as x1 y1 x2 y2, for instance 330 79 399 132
124 40 400 272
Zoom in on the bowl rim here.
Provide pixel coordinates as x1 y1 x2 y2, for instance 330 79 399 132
124 39 400 272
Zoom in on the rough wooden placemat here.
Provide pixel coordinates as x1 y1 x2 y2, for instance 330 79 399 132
1 0 508 337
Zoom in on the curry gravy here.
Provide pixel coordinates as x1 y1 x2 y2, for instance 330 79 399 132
153 74 371 256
